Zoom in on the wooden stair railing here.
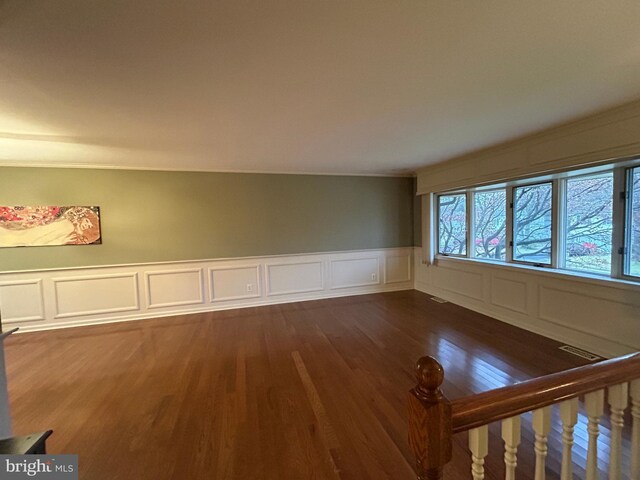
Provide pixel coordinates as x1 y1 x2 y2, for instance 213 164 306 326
408 353 640 480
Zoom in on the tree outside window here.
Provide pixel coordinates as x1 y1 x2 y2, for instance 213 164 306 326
628 167 640 276
513 183 552 264
438 194 466 255
474 190 506 260
565 173 613 274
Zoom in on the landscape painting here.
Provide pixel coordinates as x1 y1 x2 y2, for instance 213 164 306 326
0 206 102 247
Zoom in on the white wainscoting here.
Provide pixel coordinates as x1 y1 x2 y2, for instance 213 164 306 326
413 248 640 358
266 261 324 296
384 254 411 284
209 265 261 302
0 279 45 324
53 273 140 319
0 248 413 332
330 255 379 290
145 269 204 309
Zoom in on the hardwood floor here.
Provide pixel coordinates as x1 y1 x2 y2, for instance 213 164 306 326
4 290 624 479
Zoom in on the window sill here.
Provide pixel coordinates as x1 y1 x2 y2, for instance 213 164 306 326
433 255 640 292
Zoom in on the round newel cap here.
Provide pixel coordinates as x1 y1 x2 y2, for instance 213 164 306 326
415 356 444 392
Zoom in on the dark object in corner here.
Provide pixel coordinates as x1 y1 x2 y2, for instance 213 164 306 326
0 431 53 454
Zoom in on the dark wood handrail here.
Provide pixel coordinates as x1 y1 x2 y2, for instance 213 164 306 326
407 352 640 480
451 352 640 433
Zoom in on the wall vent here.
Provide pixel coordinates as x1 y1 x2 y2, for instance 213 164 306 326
558 345 602 361
430 296 448 304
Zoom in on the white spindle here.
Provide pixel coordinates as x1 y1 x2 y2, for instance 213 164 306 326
630 380 640 480
469 425 489 480
501 416 521 480
608 383 628 480
559 398 578 480
585 389 604 480
532 406 551 480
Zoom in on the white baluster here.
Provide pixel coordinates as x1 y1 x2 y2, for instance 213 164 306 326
585 390 604 480
533 406 551 480
501 416 521 480
469 425 489 480
559 398 578 480
630 380 639 480
608 383 628 480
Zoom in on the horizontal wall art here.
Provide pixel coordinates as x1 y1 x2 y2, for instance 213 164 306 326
0 206 101 247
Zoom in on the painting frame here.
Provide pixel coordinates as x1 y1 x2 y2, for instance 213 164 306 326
0 206 102 248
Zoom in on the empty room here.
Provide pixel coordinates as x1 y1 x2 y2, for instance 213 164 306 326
0 1 639 479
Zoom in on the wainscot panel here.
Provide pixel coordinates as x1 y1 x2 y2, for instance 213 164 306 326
330 256 379 289
145 268 204 309
53 273 140 318
266 261 324 296
430 262 484 302
209 266 261 302
0 279 45 323
490 276 528 315
384 254 412 284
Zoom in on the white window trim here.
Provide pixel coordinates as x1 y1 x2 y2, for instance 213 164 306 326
511 180 554 268
436 192 468 258
621 165 640 281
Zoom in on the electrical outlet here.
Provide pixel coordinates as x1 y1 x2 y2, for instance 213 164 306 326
246 283 253 292
371 273 377 281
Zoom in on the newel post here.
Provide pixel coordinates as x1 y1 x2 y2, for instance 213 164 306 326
408 356 453 480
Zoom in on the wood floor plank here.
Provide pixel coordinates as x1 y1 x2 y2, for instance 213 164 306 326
4 290 631 479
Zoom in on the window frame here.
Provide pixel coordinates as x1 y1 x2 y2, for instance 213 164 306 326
471 187 507 261
431 157 640 284
559 170 615 277
511 180 554 268
436 192 468 258
622 165 640 280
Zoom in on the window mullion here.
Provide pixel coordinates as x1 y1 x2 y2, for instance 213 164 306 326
611 167 626 279
467 191 473 258
506 185 514 263
551 179 561 269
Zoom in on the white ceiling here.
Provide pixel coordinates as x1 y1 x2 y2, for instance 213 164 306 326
2 1 640 176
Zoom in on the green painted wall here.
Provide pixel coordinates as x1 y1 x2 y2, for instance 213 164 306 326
0 167 414 271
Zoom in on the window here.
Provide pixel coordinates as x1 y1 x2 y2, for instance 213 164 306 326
564 172 613 275
437 193 467 255
513 183 552 265
433 158 640 284
626 166 640 277
473 189 506 260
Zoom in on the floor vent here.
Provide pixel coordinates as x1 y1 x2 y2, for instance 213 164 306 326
430 296 448 304
558 345 602 361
